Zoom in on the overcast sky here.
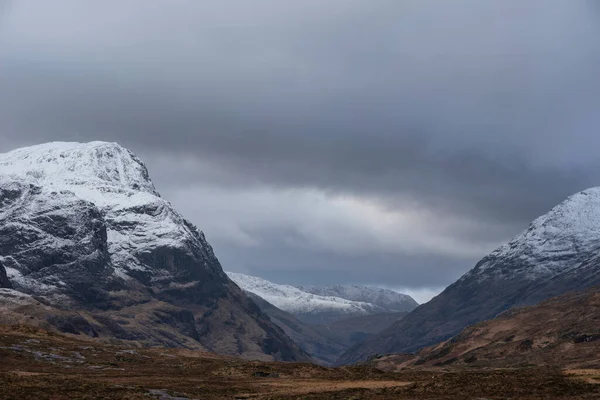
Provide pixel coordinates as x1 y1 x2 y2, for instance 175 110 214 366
1 1 600 303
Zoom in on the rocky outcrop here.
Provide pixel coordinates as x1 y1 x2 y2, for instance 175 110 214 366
0 141 309 362
340 188 600 364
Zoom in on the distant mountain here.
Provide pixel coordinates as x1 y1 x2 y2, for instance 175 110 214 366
374 285 600 370
240 288 408 365
226 272 415 363
227 272 386 324
340 188 600 364
297 285 418 312
0 141 308 362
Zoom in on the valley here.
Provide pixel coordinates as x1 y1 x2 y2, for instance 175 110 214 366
227 272 417 364
2 2 599 398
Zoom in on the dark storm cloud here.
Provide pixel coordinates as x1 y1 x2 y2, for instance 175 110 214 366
1 1 600 295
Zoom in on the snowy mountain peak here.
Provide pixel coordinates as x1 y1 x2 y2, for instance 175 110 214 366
0 141 208 287
468 187 600 281
0 141 157 197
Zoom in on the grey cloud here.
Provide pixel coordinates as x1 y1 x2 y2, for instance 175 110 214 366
212 231 471 289
1 1 599 290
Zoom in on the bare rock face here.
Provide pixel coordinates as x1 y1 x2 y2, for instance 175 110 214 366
0 141 308 362
0 178 116 305
340 188 600 364
0 261 11 289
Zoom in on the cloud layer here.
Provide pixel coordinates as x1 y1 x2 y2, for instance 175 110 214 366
1 1 599 299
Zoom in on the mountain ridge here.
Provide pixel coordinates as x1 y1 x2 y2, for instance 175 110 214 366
227 271 416 324
297 284 418 312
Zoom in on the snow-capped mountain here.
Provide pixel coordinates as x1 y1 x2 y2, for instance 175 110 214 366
0 141 207 297
463 188 600 283
340 187 600 364
297 285 418 312
227 272 383 323
226 272 415 324
0 141 308 362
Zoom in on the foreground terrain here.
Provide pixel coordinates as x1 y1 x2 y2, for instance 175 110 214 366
0 325 598 399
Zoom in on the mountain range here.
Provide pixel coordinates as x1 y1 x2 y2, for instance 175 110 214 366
297 284 418 313
226 271 417 364
1 140 599 369
227 272 417 325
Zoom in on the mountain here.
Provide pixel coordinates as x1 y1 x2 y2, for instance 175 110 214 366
243 291 408 365
0 141 308 362
297 285 418 312
244 292 346 365
227 272 389 324
340 188 600 364
374 285 600 371
227 273 411 364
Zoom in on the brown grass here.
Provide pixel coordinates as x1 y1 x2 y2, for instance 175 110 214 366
0 325 598 399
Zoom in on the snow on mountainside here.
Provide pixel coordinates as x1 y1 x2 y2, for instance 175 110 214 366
297 285 418 312
226 272 387 323
465 187 600 282
340 187 600 364
0 141 308 361
0 141 204 285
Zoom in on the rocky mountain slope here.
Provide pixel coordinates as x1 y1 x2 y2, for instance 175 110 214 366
340 188 600 364
245 292 346 365
0 141 308 362
227 272 401 324
374 285 600 371
298 285 418 312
